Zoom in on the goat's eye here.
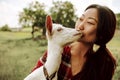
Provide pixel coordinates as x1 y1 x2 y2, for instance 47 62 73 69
57 28 63 32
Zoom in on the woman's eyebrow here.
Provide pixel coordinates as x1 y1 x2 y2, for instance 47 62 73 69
88 17 98 23
82 14 98 23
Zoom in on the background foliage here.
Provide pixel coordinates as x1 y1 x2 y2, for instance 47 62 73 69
19 1 47 35
50 1 77 28
19 1 77 35
116 13 120 29
0 24 11 32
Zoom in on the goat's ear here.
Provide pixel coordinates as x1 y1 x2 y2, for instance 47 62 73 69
45 15 53 35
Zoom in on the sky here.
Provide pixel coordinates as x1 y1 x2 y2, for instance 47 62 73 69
0 0 120 28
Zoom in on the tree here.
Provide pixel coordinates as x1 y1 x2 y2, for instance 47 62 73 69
19 1 47 37
50 1 77 28
0 24 11 31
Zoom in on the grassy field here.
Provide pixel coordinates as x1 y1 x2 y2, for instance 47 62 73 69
0 29 120 80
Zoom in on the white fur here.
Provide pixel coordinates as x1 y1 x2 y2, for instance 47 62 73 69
24 19 82 80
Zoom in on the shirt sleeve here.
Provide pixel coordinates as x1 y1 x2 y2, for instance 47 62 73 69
32 51 47 72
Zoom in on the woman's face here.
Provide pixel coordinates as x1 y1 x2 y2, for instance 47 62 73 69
75 8 98 44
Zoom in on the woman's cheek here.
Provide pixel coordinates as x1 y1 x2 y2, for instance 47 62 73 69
84 29 97 42
87 31 96 42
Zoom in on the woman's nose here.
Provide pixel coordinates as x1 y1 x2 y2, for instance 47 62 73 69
75 22 84 31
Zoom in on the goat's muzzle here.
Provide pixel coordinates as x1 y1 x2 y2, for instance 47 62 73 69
73 32 82 37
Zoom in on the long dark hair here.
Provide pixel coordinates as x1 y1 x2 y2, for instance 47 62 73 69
79 4 116 80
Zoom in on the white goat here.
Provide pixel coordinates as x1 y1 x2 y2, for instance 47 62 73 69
24 15 82 80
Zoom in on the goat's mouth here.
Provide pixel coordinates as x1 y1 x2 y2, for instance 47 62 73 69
64 42 73 46
74 33 82 37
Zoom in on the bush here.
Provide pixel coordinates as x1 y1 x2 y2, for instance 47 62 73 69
0 24 11 31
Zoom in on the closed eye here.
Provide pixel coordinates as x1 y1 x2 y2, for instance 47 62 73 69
57 27 63 32
87 22 95 25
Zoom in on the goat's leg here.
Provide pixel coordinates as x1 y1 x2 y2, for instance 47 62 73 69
24 66 46 80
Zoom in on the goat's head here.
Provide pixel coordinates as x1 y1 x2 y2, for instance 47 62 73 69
45 15 82 47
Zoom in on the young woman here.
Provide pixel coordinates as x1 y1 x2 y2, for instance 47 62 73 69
32 4 116 80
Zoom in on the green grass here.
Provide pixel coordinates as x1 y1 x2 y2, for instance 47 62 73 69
108 30 120 80
0 30 120 80
0 31 47 80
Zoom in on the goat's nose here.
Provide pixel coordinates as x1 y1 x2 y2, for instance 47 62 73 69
76 29 80 32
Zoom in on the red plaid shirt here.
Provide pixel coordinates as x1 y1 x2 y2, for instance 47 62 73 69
32 46 81 80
